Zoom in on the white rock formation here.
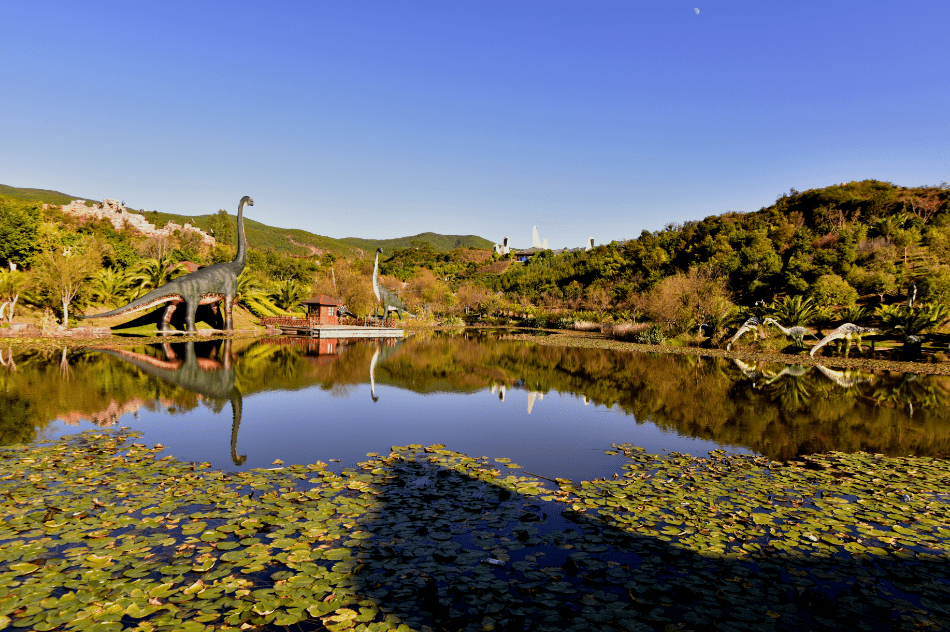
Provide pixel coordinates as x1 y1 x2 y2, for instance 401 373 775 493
57 199 216 247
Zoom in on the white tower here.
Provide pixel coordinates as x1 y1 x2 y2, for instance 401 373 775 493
532 226 541 248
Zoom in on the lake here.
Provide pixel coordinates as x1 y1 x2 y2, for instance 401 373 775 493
3 329 948 480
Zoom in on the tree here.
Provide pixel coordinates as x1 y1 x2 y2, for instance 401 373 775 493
33 237 103 327
208 210 235 247
89 267 147 308
809 274 858 308
0 268 28 323
270 279 307 311
0 197 39 267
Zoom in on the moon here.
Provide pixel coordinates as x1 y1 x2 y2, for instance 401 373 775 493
694 7 700 14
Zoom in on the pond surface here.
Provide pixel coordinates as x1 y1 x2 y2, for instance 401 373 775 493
2 330 949 481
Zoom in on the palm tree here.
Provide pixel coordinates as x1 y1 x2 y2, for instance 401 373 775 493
269 279 307 312
89 267 147 308
135 257 186 291
234 272 285 317
768 295 816 326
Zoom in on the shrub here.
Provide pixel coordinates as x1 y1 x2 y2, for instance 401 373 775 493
809 274 858 308
601 322 648 341
571 320 600 332
635 324 667 345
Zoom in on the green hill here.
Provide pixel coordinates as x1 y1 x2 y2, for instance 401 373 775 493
0 184 494 257
340 232 494 254
0 184 97 207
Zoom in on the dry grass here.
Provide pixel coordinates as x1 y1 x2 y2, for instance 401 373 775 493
600 322 649 340
570 321 601 332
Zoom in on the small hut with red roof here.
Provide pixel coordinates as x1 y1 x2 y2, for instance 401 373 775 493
301 295 344 325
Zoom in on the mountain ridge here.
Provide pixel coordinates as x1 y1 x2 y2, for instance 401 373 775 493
0 184 495 256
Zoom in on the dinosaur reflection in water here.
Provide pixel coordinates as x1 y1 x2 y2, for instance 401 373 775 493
95 340 246 466
368 338 405 403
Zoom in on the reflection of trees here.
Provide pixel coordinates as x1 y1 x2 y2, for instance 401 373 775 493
4 333 950 460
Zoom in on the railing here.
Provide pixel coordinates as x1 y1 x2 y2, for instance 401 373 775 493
260 316 313 328
260 315 399 328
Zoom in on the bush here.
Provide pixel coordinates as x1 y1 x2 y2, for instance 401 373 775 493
919 269 950 307
601 322 648 341
809 274 858 308
635 324 667 345
571 320 600 332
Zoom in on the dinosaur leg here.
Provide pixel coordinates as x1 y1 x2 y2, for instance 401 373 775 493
161 301 180 332
185 301 198 332
224 296 234 332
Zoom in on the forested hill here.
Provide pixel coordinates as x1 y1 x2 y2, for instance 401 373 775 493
613 179 950 303
0 185 493 256
340 232 494 254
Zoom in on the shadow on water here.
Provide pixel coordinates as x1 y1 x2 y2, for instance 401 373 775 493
247 448 950 631
93 340 247 465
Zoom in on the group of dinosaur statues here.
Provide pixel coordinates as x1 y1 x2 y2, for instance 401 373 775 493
81 196 414 331
726 316 880 357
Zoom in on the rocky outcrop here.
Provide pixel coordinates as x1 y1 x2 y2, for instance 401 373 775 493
58 199 216 246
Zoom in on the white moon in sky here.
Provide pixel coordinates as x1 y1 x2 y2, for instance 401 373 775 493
694 8 700 14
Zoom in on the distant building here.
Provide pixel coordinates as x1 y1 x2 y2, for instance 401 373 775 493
301 295 344 325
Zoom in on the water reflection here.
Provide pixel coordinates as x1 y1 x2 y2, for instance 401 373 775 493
1 332 950 463
95 341 247 466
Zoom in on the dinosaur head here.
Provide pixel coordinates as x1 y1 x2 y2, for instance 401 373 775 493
240 196 254 208
376 248 383 254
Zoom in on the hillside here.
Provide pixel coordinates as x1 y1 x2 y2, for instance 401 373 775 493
0 184 98 207
0 185 494 257
340 232 494 254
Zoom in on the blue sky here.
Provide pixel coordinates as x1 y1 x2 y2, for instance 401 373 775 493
2 1 947 249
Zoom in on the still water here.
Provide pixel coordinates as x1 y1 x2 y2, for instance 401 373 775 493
2 330 948 481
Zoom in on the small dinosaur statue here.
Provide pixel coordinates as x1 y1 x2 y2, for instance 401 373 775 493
372 248 414 320
81 196 253 332
763 318 818 349
810 323 879 357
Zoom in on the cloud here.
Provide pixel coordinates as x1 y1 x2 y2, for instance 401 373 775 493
694 7 700 14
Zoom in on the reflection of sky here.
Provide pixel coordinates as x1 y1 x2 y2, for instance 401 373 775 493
43 381 752 482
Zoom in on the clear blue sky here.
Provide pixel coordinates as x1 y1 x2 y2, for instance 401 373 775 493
2 1 947 249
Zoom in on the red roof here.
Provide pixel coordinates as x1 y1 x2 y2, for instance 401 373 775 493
301 294 344 306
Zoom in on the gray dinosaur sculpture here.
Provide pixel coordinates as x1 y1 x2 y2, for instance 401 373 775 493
96 340 246 465
763 318 818 349
81 196 253 332
372 248 414 320
725 316 763 351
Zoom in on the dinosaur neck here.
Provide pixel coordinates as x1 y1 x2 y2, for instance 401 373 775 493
234 197 249 269
372 251 381 300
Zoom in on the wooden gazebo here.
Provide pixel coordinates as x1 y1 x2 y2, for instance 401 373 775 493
301 295 343 325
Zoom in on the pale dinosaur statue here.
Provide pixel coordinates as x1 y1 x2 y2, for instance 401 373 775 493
814 364 874 389
762 364 811 385
372 248 414 320
809 323 879 357
81 196 253 332
725 317 763 351
763 318 818 349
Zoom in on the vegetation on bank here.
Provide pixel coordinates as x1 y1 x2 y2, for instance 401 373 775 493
2 180 950 356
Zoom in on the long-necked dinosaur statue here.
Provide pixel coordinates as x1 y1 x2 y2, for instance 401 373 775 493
81 196 253 332
95 340 246 466
372 248 414 321
763 318 818 349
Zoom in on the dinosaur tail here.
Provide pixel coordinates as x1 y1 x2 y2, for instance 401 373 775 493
79 286 178 320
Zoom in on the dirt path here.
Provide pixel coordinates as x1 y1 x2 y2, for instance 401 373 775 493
286 236 323 257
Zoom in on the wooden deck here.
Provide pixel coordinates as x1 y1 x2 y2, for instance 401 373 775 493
261 317 402 338
276 324 403 338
